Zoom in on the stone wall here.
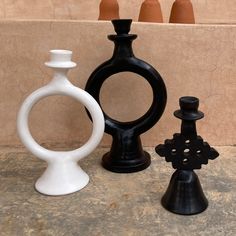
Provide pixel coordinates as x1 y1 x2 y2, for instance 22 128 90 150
0 21 235 147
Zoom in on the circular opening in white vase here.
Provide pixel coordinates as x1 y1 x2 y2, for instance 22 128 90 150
29 95 93 151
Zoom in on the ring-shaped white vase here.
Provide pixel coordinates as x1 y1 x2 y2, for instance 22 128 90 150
17 50 105 196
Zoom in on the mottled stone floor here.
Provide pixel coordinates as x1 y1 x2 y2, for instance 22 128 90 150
0 146 235 236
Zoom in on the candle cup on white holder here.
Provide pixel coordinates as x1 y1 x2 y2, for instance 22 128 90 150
17 50 105 196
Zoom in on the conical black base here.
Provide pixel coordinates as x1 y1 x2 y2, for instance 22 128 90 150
102 135 151 173
161 170 208 215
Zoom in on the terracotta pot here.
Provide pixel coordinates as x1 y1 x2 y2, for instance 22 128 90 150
169 0 195 24
98 0 120 20
138 0 163 23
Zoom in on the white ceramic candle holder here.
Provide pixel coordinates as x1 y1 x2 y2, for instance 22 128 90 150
17 50 105 196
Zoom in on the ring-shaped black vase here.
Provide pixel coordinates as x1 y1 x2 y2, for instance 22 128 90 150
85 19 167 173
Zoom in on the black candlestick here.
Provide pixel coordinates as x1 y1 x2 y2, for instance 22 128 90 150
85 19 167 173
156 96 219 215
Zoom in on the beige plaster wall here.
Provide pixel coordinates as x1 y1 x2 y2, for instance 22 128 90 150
0 20 235 148
0 1 235 24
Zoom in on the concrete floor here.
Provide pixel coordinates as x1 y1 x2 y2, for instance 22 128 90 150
0 146 235 236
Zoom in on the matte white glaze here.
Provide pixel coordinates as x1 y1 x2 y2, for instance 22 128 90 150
17 50 105 196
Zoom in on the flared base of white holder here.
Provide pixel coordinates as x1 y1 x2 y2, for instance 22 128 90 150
35 162 89 196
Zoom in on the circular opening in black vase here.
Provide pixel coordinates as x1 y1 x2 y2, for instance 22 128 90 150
99 72 153 123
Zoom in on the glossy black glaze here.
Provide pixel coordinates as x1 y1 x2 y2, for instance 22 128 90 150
85 19 167 173
156 96 219 215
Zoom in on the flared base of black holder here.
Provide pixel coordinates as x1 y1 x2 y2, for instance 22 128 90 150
102 135 151 173
102 151 151 173
161 170 208 215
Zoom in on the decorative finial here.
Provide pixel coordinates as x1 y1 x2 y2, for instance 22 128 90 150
112 19 132 35
45 50 76 69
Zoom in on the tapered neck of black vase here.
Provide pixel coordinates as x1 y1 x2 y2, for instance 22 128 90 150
181 120 197 137
108 19 137 59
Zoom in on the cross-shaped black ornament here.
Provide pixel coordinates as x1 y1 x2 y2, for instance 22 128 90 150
156 96 219 215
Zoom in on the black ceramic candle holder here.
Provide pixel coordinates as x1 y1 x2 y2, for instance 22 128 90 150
156 96 219 215
85 19 167 173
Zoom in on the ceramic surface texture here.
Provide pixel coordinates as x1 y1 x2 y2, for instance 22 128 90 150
138 0 163 23
85 19 167 173
169 0 195 24
98 0 120 20
156 96 219 215
17 50 105 196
